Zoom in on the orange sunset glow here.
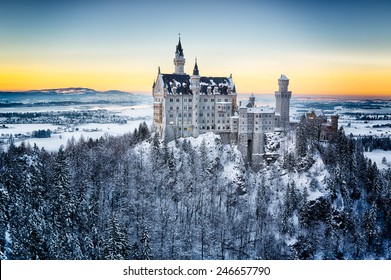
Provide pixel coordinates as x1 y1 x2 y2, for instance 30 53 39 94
0 1 390 96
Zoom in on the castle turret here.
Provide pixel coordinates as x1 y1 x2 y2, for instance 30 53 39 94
174 36 186 74
275 74 292 128
190 59 200 137
331 114 339 131
249 93 255 108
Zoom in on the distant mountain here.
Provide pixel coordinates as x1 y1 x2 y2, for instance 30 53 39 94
20 87 134 95
0 88 150 107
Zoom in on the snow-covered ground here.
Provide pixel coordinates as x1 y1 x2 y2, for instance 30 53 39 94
2 94 391 154
339 120 391 137
1 105 152 151
364 150 391 170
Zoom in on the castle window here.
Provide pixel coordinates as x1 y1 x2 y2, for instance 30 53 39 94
169 114 173 118
218 99 221 102
170 107 173 110
256 128 258 131
225 99 228 102
207 106 209 109
189 113 192 117
176 99 180 102
218 120 220 123
184 98 187 102
170 99 173 102
176 107 179 110
228 106 230 109
212 106 214 109
227 126 230 129
189 99 192 102
204 99 207 102
211 99 215 102
256 122 258 124
184 113 187 117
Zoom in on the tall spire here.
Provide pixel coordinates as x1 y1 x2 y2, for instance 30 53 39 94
174 34 186 74
193 58 199 76
176 34 184 57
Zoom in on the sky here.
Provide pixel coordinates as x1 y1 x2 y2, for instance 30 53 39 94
0 0 390 96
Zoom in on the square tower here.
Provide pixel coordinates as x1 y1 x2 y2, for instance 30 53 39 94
275 74 292 128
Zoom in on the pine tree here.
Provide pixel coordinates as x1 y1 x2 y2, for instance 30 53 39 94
140 228 152 260
49 146 78 259
103 213 130 260
363 202 380 253
0 183 9 258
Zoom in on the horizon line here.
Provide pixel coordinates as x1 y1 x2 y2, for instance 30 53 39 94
1 88 391 100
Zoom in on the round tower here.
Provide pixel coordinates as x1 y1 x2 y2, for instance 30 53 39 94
173 36 185 74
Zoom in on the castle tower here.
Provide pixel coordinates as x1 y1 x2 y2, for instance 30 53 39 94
275 74 292 127
249 93 255 107
331 115 339 131
190 59 201 137
173 36 186 74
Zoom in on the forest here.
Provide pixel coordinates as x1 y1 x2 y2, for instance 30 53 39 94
1 121 391 260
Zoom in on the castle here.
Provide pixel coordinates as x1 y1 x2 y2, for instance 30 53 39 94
305 110 339 141
152 37 293 162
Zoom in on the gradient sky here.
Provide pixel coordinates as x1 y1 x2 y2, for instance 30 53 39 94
0 0 390 96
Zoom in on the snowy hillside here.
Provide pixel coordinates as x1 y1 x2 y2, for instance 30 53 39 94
1 124 391 260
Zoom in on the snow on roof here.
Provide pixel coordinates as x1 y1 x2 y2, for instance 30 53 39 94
160 73 235 95
279 74 289 81
239 100 252 109
308 109 325 117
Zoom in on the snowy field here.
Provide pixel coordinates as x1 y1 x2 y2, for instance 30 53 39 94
364 150 391 170
2 93 391 155
339 120 391 137
1 105 152 151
